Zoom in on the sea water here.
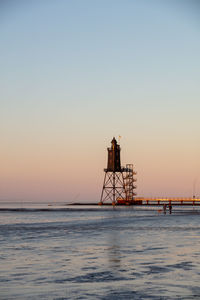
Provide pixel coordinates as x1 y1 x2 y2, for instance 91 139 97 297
0 202 200 299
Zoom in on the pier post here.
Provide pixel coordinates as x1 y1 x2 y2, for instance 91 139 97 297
169 201 172 214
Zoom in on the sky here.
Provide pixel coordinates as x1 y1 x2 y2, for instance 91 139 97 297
1 0 200 202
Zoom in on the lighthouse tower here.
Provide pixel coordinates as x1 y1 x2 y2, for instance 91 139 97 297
99 137 127 205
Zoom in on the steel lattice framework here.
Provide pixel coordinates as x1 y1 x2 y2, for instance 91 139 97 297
100 171 127 205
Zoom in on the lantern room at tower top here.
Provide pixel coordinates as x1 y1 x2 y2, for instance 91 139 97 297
99 137 137 205
106 137 121 172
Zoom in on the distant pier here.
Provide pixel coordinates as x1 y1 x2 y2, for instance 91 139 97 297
71 198 200 206
133 197 200 206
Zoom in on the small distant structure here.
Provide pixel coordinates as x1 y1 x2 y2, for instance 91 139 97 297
99 137 137 205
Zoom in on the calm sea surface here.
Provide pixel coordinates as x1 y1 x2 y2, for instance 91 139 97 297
1 202 200 299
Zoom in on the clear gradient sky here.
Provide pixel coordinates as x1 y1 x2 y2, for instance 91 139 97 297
1 0 200 202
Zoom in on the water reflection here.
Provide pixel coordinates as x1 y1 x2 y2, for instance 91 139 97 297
107 231 121 270
106 210 121 271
